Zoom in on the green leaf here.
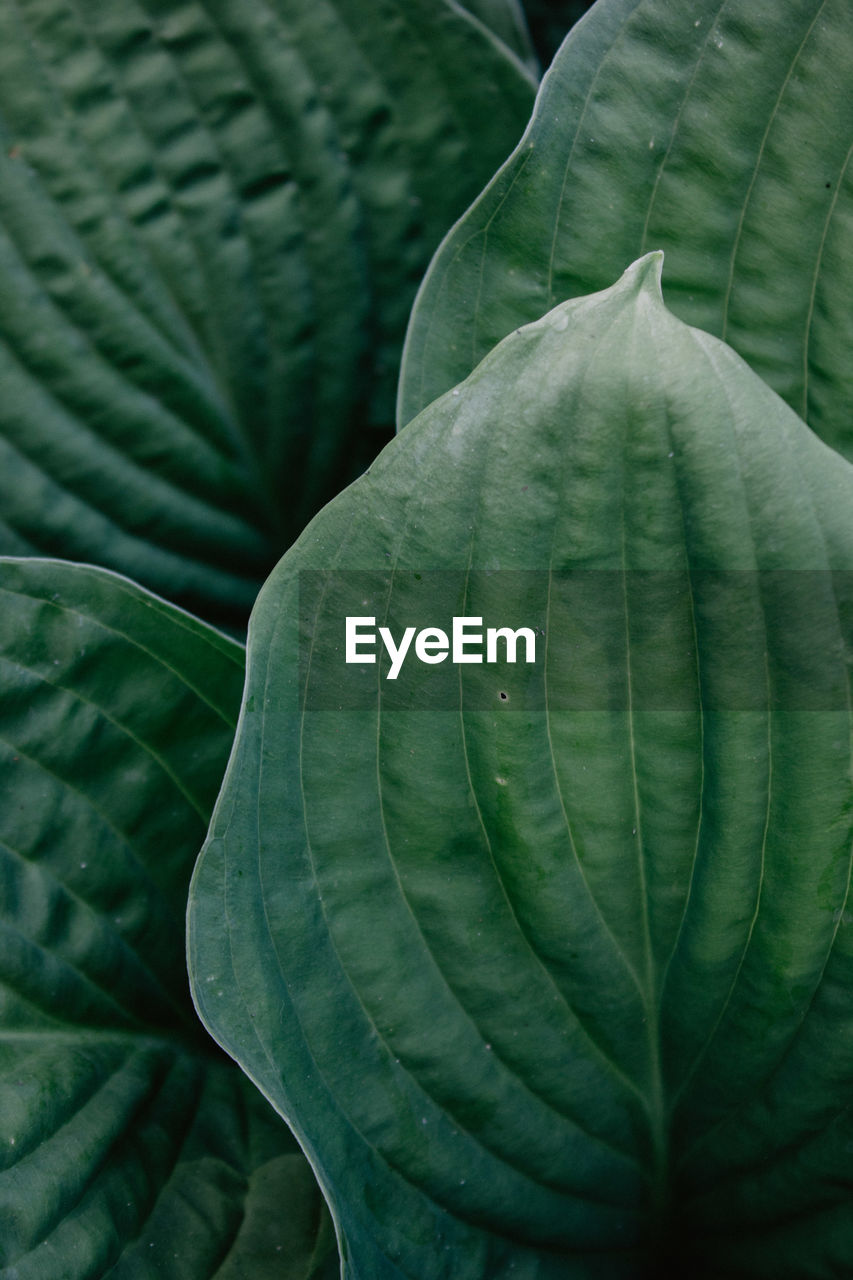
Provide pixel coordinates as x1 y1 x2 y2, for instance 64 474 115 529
398 0 853 464
0 0 534 628
189 256 853 1277
454 0 538 75
0 557 335 1279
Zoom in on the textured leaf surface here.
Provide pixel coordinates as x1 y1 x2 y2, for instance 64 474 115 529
399 0 853 462
189 257 853 1278
0 0 534 627
0 558 335 1279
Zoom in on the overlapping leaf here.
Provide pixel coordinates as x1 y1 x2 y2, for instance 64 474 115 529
0 0 534 627
456 0 538 73
0 558 335 1279
190 257 853 1277
398 0 853 466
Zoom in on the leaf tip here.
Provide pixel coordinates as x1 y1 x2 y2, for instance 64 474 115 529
620 250 665 302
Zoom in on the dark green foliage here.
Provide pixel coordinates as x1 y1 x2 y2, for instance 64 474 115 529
5 1 853 1276
0 557 337 1278
190 258 853 1277
0 0 533 628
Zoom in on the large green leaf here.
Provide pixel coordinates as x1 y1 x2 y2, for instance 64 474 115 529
0 557 335 1278
189 256 853 1277
0 0 534 628
398 0 853 463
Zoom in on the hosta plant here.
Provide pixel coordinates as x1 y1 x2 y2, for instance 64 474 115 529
0 557 336 1278
0 0 534 628
188 254 853 1278
4 0 853 1277
399 0 853 462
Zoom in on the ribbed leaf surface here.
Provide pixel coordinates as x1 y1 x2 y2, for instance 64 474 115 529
0 0 534 627
398 0 853 467
0 558 335 1279
190 257 853 1278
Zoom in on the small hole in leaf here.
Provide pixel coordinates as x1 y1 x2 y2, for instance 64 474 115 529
499 691 508 701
